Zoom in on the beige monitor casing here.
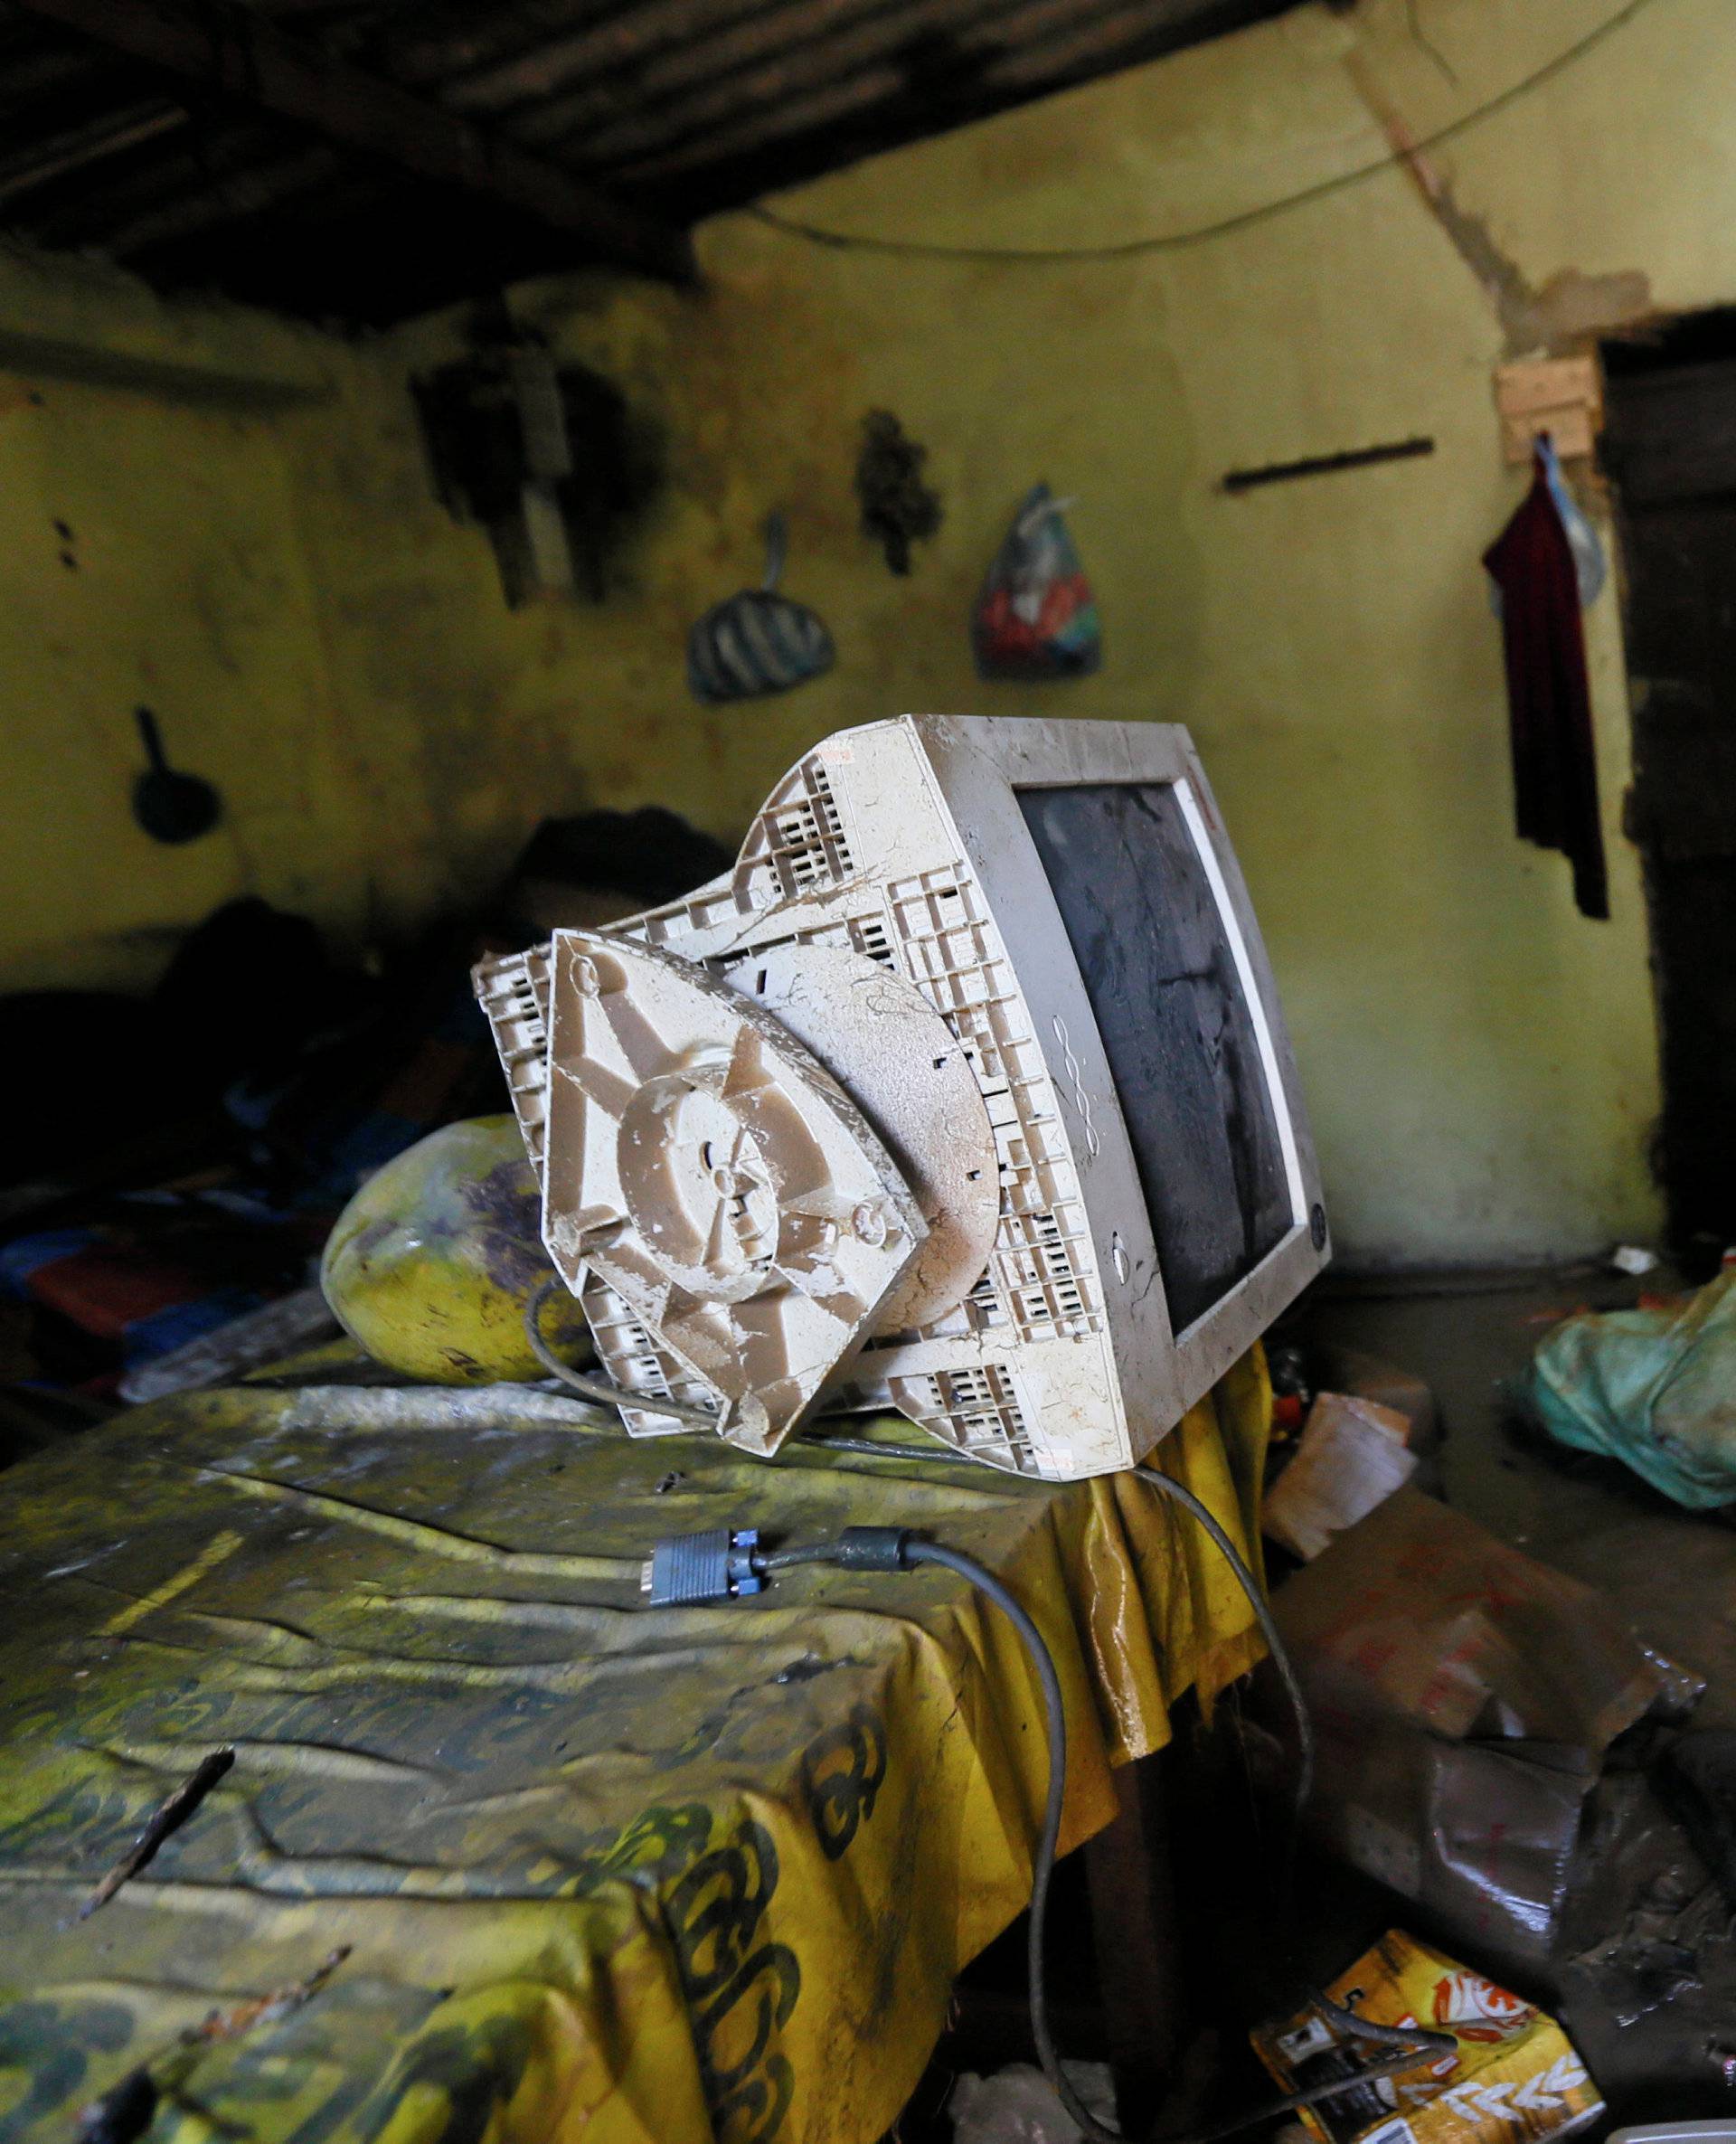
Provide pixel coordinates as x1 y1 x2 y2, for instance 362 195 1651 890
476 714 1327 1478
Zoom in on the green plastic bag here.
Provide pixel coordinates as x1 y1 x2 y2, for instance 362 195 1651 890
1531 1270 1736 1509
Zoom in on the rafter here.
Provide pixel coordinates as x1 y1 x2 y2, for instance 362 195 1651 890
6 0 694 280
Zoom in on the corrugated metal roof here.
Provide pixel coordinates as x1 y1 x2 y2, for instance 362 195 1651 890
0 0 1296 323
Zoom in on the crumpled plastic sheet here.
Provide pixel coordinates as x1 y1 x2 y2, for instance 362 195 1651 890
0 1350 1270 2144
1531 1270 1736 1509
1269 1487 1671 1972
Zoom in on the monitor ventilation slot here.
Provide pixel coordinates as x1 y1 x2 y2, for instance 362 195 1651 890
964 1265 1008 1332
579 1280 711 1430
848 914 897 968
992 1208 1095 1339
891 1365 1038 1473
473 946 552 1182
733 760 858 907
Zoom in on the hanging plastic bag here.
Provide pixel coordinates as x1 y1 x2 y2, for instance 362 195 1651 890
972 485 1101 680
688 514 835 703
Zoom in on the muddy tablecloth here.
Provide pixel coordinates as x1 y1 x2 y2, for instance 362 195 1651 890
0 1352 1271 2144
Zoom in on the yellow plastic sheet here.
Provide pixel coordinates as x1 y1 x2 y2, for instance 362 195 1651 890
0 1353 1270 2144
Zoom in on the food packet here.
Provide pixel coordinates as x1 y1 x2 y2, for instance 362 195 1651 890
1252 1931 1603 2144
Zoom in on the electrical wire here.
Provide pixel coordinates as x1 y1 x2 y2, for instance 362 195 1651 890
762 1528 1090 2128
757 1458 1454 2142
910 1539 1097 2135
743 0 1664 263
524 1279 719 1429
759 1541 849 1572
1130 1464 1313 1828
797 1431 982 1463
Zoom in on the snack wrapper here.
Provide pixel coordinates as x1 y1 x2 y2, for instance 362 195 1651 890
1252 1931 1603 2144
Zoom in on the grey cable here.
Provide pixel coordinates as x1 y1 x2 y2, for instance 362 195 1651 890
758 1450 1453 2140
797 1432 976 1463
764 1527 1086 2130
1129 1464 1314 1828
524 1279 719 1429
760 1542 845 1572
904 1539 1099 2135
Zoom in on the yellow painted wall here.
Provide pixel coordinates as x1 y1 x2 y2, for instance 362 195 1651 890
0 247 374 994
291 0 1715 1263
5 0 1728 1263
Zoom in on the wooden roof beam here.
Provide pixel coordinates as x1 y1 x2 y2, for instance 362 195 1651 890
5 0 695 281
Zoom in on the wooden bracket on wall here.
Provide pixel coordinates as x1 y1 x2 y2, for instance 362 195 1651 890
1495 357 1601 464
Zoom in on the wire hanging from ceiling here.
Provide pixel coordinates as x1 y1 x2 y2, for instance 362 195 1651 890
741 0 1666 263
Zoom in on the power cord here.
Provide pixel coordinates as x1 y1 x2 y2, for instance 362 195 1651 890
527 1279 1456 2130
524 1278 719 1428
641 1489 1456 2143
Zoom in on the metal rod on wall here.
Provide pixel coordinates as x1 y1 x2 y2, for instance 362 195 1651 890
1222 435 1436 494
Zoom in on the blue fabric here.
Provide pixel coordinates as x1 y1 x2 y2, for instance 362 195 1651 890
123 1287 263 1366
0 1229 97 1294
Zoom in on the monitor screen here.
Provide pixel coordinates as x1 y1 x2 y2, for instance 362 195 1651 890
1018 779 1293 1332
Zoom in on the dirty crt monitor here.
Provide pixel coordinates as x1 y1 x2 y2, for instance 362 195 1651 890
1014 778 1300 1337
478 715 1327 1480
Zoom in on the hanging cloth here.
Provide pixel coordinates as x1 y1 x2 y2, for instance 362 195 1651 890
1482 445 1609 919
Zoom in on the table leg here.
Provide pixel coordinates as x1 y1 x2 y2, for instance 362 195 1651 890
1084 1749 1185 2131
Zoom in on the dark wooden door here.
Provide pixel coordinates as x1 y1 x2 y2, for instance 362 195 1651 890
1603 346 1736 1267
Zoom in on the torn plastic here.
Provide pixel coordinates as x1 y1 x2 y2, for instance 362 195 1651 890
948 2062 1115 2144
1269 1489 1685 1969
1556 1748 1736 2104
1530 1270 1736 1509
1655 1730 1736 1911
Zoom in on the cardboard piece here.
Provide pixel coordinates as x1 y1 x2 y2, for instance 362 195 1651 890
1495 356 1601 465
1314 1344 1439 1452
1265 1391 1420 1560
1271 1489 1671 1967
